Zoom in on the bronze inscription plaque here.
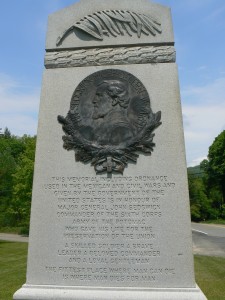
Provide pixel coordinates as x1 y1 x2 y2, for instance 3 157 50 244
58 69 161 174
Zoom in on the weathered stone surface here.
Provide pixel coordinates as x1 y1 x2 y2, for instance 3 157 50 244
14 284 207 300
45 46 176 68
46 0 174 50
27 63 195 288
14 0 207 299
14 64 206 299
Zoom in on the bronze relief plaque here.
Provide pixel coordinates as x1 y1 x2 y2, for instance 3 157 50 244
58 69 161 174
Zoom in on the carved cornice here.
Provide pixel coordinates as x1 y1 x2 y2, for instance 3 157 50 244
45 45 175 69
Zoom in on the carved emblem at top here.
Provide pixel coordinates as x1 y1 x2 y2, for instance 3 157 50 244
56 10 162 46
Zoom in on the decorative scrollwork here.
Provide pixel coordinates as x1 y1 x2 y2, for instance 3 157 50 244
56 10 161 45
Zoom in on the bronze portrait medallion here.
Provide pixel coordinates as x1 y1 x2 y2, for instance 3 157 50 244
58 69 161 174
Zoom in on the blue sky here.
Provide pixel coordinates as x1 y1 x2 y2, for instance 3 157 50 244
0 0 225 166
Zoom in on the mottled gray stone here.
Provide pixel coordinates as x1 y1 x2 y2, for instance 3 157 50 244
14 285 207 300
14 0 207 299
46 0 174 51
45 45 176 68
14 64 207 300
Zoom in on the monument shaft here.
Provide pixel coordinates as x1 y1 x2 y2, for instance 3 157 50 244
14 1 207 299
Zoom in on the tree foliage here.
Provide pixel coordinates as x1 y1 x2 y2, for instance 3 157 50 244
10 137 36 231
189 130 225 221
188 176 219 221
200 131 225 218
0 146 16 226
1 127 224 232
207 131 225 202
0 131 26 227
0 129 36 232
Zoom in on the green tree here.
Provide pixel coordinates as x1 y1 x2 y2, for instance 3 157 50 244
201 130 225 218
0 146 16 226
9 136 36 232
208 131 225 201
4 127 11 138
188 175 218 221
0 132 26 227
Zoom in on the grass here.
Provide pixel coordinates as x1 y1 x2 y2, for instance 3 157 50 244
0 241 28 300
0 227 23 234
201 219 225 225
0 241 224 300
194 255 225 300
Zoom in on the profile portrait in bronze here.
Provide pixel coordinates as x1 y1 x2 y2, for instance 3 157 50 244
58 69 161 174
92 79 134 146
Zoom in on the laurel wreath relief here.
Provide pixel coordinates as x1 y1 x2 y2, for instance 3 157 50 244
56 10 162 45
58 110 161 174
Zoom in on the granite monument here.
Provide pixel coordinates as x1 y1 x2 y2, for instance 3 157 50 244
14 1 207 299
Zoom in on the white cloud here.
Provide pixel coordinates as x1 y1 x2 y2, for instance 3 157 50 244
188 156 207 167
182 77 225 105
0 73 18 92
0 115 38 137
0 73 40 136
181 76 225 166
197 65 207 71
204 4 225 21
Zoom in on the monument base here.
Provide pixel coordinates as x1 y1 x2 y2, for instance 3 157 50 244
14 284 207 300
